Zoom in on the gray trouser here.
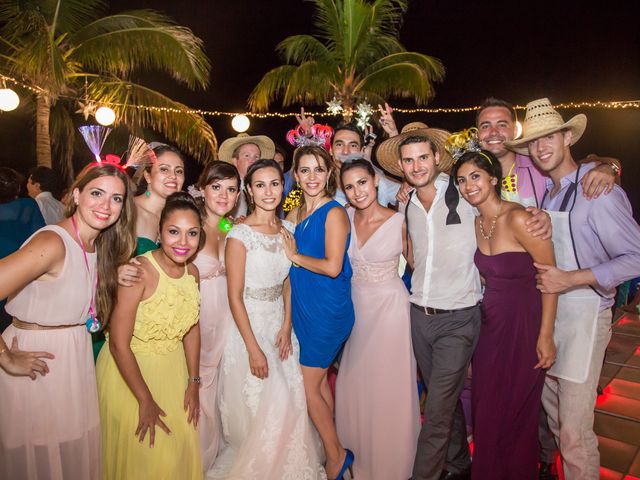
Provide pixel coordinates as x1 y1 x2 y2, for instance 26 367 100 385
410 304 481 480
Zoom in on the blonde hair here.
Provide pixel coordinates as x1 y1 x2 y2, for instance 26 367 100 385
65 163 137 327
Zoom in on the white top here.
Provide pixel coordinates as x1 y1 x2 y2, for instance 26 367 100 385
35 191 65 225
406 173 482 309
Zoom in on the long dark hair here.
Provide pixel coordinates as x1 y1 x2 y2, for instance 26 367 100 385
159 192 205 250
65 163 136 327
244 159 284 213
451 149 502 196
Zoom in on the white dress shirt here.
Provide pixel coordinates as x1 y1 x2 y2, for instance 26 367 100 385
35 191 64 225
406 173 482 309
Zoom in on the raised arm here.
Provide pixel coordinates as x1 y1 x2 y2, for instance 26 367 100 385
225 237 268 379
108 261 170 447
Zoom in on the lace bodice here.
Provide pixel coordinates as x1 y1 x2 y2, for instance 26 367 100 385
226 222 294 295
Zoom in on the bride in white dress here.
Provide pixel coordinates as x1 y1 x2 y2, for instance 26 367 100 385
208 160 325 480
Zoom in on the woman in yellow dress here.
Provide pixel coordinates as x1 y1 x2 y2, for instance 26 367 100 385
97 192 202 480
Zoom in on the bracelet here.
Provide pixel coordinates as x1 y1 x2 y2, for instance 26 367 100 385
608 161 621 177
189 376 201 384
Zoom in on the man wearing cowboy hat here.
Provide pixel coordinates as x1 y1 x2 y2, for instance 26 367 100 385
506 98 640 480
476 97 620 208
475 96 621 480
218 133 275 217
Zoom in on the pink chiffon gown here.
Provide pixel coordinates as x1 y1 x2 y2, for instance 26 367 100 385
335 211 420 480
0 225 101 480
192 252 233 472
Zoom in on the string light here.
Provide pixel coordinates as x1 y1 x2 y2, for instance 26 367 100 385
1 72 638 119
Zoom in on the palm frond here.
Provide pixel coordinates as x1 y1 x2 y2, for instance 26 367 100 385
9 29 70 94
368 0 408 38
0 0 105 36
283 61 335 106
355 62 442 104
360 51 444 79
70 11 210 89
86 78 217 163
276 35 332 65
248 64 298 112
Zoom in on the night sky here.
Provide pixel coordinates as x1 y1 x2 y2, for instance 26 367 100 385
1 0 639 212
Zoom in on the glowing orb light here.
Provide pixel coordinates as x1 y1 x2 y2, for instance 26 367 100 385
0 88 20 111
231 114 250 133
95 106 116 126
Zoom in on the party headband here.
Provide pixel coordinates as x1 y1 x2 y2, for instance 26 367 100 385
445 128 493 165
286 123 334 151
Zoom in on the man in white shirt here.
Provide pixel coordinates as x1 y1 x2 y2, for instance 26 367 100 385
27 167 64 225
377 126 550 480
218 133 275 217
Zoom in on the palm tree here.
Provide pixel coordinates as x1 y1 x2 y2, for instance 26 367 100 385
249 0 444 118
0 0 217 176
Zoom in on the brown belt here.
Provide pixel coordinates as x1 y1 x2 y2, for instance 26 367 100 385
12 318 84 330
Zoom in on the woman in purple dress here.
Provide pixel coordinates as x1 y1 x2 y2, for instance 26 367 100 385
453 146 557 480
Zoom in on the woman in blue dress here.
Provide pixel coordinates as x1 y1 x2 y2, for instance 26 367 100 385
280 145 355 479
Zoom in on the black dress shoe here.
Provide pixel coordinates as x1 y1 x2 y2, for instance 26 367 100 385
439 467 471 480
538 462 558 480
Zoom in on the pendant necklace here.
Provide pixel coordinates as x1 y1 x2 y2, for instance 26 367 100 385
479 201 502 240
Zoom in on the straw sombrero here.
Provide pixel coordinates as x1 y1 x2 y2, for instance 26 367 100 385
376 122 453 178
505 98 587 155
218 134 275 163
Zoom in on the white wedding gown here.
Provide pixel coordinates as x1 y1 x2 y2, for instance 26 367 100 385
208 222 326 480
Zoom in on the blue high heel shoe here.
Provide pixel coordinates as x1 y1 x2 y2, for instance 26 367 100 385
336 449 354 480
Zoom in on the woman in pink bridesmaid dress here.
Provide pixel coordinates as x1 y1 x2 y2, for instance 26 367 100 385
335 159 420 480
191 161 241 471
0 163 136 480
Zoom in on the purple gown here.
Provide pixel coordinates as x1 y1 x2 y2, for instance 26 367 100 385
472 250 545 480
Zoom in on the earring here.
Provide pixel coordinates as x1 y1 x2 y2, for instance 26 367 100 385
145 189 151 198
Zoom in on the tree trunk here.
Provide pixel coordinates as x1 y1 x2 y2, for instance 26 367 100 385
36 94 52 167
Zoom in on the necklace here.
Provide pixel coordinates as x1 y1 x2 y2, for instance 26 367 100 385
479 201 502 240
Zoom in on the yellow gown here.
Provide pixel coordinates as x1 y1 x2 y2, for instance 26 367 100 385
97 251 202 480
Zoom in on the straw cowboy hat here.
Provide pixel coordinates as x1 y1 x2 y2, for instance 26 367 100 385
218 133 275 163
505 98 587 155
376 122 453 178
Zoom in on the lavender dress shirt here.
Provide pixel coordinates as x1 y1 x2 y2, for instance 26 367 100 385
542 162 640 310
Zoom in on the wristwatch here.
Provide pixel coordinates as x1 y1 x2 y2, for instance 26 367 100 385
608 161 621 177
189 376 201 384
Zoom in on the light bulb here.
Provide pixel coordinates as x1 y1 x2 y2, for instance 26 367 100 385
231 114 250 133
0 88 20 111
95 106 116 126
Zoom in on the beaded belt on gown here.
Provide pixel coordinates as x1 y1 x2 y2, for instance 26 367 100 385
351 257 399 282
245 284 283 302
